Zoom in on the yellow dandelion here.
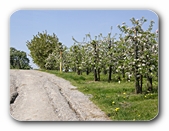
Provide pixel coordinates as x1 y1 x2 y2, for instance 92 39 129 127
112 101 115 104
123 92 126 95
115 107 120 112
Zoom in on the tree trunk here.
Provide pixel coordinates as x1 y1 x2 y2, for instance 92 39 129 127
65 67 69 72
94 68 98 81
93 41 98 81
108 65 112 82
77 69 81 75
140 75 143 93
103 68 107 75
60 62 62 72
135 76 141 94
147 75 153 91
134 29 142 94
86 68 89 75
122 68 125 78
108 40 112 82
97 68 100 81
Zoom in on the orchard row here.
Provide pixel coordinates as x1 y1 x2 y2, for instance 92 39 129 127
27 17 158 93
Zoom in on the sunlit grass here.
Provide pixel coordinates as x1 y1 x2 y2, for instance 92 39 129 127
41 70 158 121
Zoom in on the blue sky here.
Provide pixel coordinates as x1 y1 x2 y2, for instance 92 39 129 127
10 10 158 69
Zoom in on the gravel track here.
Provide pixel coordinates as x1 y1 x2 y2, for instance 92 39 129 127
10 70 110 121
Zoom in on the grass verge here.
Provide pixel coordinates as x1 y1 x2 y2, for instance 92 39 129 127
41 70 158 121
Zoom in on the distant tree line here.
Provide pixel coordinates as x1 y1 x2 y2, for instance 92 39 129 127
10 47 32 69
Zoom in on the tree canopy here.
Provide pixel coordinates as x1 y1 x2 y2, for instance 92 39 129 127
26 17 158 94
26 31 62 69
10 47 32 69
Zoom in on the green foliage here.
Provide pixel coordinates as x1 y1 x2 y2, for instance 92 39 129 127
117 17 158 93
44 43 67 70
10 47 32 69
27 17 158 93
26 31 61 69
69 43 83 75
71 18 158 91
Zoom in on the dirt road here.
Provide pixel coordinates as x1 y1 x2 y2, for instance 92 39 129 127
10 70 110 121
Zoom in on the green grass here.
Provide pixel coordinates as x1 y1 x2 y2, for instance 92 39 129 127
41 70 159 121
